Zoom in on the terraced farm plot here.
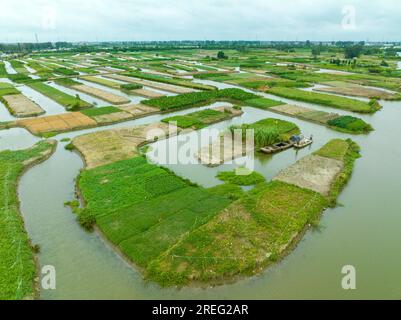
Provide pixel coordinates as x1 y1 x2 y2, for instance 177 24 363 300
72 123 180 168
1 94 45 117
27 82 91 110
17 112 96 135
71 84 130 105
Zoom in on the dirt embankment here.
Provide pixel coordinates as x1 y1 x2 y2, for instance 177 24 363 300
72 84 130 105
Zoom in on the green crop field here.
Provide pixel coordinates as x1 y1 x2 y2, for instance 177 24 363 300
143 88 259 111
77 156 232 268
27 82 91 110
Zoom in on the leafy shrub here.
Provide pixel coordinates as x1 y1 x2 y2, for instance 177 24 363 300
327 116 373 133
120 83 143 90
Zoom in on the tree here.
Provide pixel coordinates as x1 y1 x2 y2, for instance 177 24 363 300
217 51 227 59
344 45 363 59
311 46 321 57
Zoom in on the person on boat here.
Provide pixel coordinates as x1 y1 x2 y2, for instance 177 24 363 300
310 134 313 141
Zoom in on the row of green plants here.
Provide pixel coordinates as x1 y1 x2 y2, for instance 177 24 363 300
143 88 259 111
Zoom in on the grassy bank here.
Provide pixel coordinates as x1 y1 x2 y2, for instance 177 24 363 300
314 139 361 205
27 82 92 110
268 87 381 113
0 140 56 300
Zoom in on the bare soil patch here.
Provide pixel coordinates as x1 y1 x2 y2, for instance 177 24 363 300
274 154 343 196
72 84 130 105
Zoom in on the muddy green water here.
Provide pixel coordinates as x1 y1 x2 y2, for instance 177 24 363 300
2 78 401 299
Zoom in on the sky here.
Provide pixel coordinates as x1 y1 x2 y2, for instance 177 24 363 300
0 0 400 43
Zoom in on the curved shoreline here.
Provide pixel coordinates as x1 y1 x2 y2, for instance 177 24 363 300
10 140 57 300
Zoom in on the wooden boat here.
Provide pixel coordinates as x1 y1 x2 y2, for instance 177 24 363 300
294 138 313 149
260 141 293 154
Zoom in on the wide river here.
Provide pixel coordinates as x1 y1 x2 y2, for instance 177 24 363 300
1 77 401 299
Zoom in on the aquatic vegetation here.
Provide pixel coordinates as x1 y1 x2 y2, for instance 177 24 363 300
327 116 373 133
0 140 56 300
216 169 265 185
229 118 300 147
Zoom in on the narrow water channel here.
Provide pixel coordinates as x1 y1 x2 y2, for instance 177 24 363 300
2 77 400 299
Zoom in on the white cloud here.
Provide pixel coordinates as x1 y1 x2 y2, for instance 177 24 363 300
0 0 400 42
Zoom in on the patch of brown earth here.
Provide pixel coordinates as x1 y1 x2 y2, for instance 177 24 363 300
2 94 45 117
273 154 343 196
